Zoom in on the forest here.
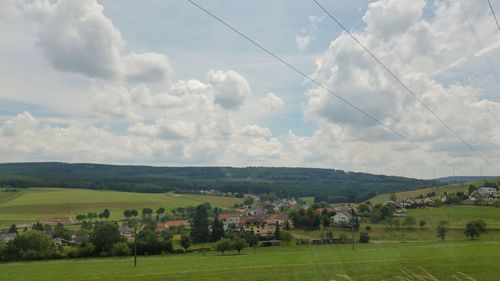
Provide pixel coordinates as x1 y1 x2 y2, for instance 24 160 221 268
0 162 436 203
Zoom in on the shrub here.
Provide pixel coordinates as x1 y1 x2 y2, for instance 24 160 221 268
78 242 96 257
359 232 370 243
112 242 131 257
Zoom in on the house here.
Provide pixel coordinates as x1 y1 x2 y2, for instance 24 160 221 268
219 213 240 231
385 201 402 209
266 212 289 226
332 211 352 224
0 233 16 243
401 199 415 208
476 187 497 198
423 197 435 206
239 215 266 234
119 224 133 238
70 233 88 245
53 238 77 247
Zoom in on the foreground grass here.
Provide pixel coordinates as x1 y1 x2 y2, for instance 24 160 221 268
1 240 499 281
0 188 242 226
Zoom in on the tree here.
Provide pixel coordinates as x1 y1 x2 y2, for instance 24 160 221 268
215 238 232 256
436 222 447 241
190 204 210 243
6 230 57 260
464 220 487 240
77 242 95 257
123 210 131 219
273 224 281 240
142 208 153 217
75 214 87 222
130 209 138 217
211 217 224 242
89 223 126 254
161 239 174 253
31 222 44 232
242 232 258 247
53 223 71 240
156 207 165 218
180 235 192 251
419 219 427 229
112 242 130 257
8 224 17 234
232 237 248 254
102 209 110 220
280 231 293 245
136 229 163 255
468 185 478 195
359 232 370 243
403 216 417 229
243 197 254 205
325 230 334 240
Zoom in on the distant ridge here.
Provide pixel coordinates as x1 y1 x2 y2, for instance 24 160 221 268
0 162 437 203
434 176 500 184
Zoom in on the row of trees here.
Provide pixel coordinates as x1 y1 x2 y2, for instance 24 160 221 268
437 220 487 241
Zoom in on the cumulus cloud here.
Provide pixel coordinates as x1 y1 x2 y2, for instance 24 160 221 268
295 15 323 50
24 0 172 83
297 0 500 175
206 70 251 110
262 92 284 113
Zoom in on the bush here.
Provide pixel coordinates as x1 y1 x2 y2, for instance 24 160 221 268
180 235 192 251
112 242 131 257
359 232 370 243
162 239 174 253
215 238 232 255
78 242 96 257
365 226 372 231
5 230 58 261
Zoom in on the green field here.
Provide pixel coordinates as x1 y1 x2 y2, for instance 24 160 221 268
1 240 499 280
0 188 242 227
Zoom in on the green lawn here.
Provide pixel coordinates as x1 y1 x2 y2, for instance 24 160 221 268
1 240 499 280
0 188 242 227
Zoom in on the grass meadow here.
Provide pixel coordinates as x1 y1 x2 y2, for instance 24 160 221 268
1 240 499 280
0 188 242 227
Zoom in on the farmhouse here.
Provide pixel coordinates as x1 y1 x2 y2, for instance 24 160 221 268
476 187 497 198
332 211 352 224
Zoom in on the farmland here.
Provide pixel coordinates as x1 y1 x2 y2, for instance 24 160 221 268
0 188 242 227
1 240 499 281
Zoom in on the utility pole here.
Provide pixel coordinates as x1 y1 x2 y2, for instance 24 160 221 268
134 222 137 267
351 208 355 251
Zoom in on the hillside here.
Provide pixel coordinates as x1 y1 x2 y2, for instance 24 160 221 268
0 187 241 227
0 162 436 203
369 178 500 204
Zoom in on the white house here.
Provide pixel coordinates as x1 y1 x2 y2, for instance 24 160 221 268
220 213 240 230
332 212 352 224
477 187 497 198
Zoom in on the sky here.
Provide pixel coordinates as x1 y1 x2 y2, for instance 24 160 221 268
0 0 500 179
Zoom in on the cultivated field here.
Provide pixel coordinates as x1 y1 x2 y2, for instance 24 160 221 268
0 188 242 227
1 240 499 281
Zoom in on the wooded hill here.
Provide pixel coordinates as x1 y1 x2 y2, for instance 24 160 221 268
0 162 436 203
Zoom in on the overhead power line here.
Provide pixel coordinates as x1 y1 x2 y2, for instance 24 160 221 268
487 0 500 32
313 0 498 174
458 0 500 82
187 0 465 175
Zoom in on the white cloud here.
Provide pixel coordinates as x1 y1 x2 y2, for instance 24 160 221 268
123 52 173 84
295 15 323 50
262 92 284 113
206 70 251 110
240 124 272 138
24 0 172 83
297 0 500 175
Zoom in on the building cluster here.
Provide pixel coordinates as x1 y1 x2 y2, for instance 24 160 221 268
218 199 297 236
